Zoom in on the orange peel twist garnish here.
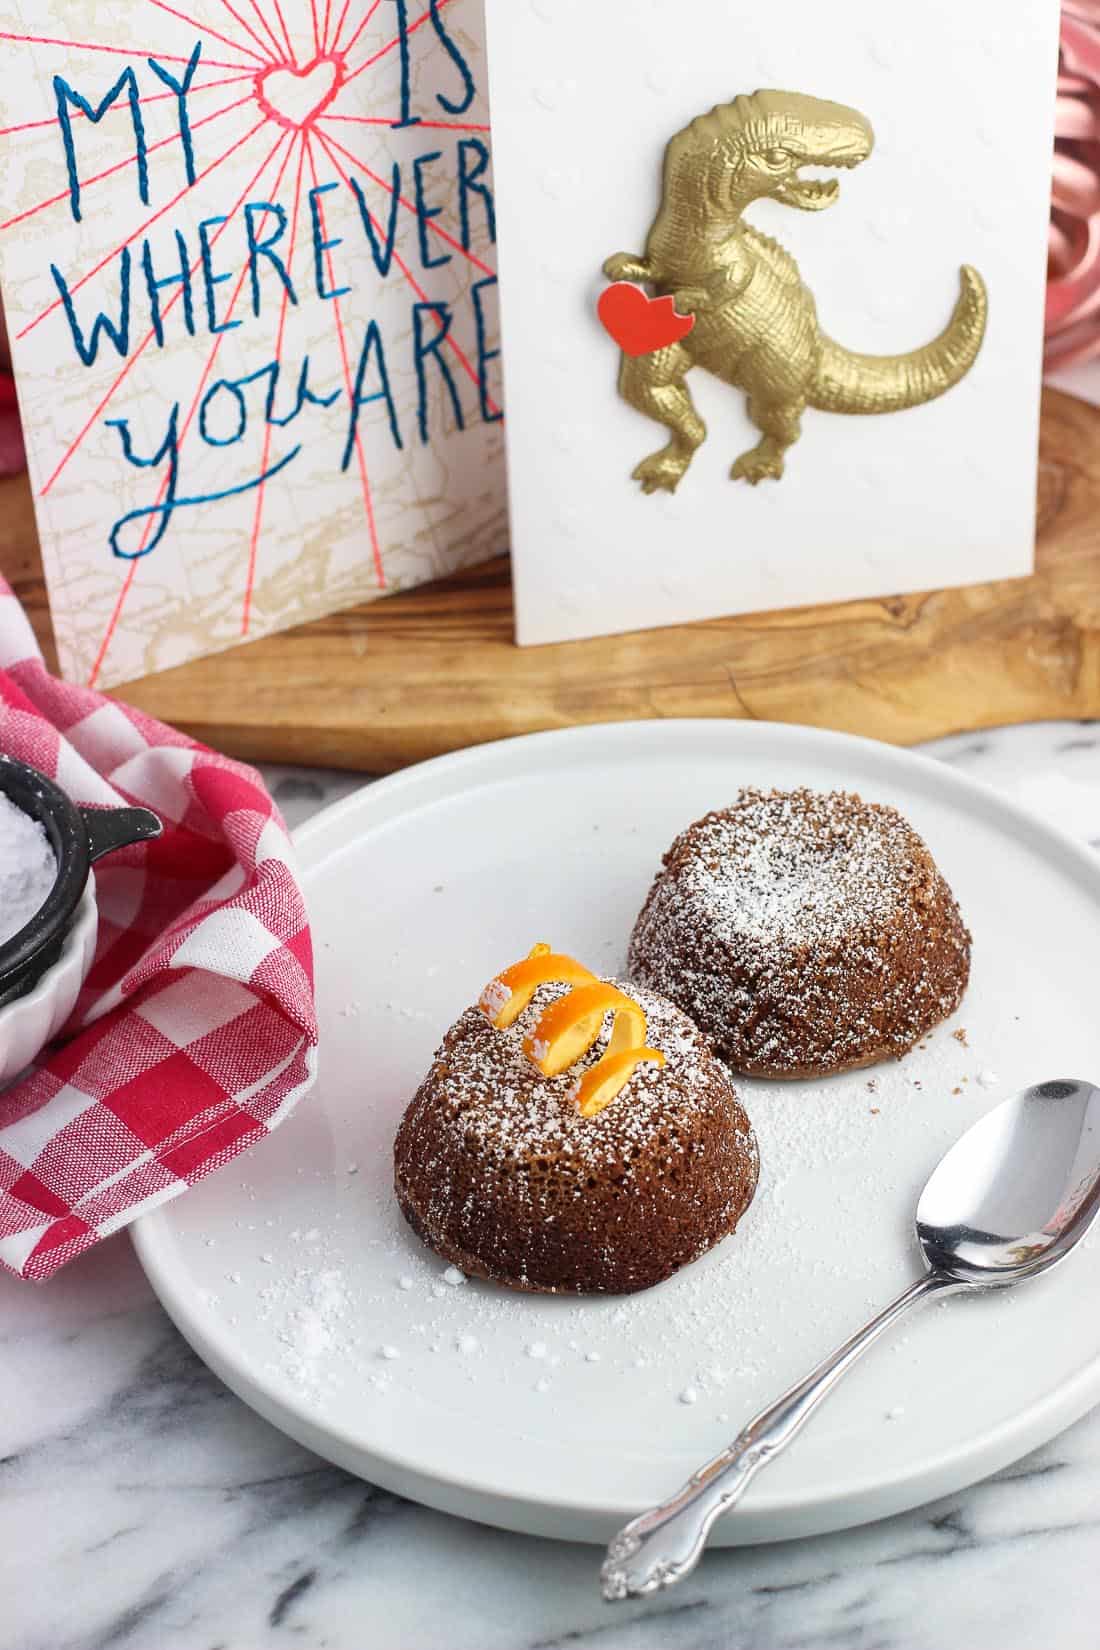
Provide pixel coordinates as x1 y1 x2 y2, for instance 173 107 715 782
523 980 646 1075
478 943 597 1029
478 945 666 1118
571 1047 665 1118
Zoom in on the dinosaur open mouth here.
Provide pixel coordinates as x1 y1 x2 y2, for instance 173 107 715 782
774 174 841 211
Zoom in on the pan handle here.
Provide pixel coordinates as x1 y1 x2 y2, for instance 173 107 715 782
80 804 163 864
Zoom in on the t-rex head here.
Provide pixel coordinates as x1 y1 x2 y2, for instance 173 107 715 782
669 89 874 220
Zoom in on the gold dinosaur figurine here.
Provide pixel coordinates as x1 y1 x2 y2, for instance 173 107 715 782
602 89 988 492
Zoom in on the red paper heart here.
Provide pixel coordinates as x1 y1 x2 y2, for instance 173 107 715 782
256 55 344 131
597 282 696 357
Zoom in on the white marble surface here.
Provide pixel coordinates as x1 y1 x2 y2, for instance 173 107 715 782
3 723 1100 1650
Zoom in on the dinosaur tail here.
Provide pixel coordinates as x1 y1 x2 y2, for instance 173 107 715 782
809 265 988 415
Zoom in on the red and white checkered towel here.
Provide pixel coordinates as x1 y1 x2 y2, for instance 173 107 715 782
0 582 318 1281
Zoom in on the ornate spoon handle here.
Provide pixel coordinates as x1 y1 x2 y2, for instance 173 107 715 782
600 1271 961 1601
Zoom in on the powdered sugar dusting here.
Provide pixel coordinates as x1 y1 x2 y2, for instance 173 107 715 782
628 788 970 1076
408 980 734 1175
479 979 511 1017
261 1266 355 1397
394 977 759 1293
673 791 910 950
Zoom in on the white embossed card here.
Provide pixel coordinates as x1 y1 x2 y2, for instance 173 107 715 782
484 0 1059 646
0 0 504 687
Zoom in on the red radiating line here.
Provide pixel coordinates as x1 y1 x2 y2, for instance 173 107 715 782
40 125 288 496
87 132 297 687
317 124 493 277
346 0 456 85
320 0 334 52
341 0 383 61
2 93 254 232
329 0 355 56
242 132 308 633
270 0 296 62
0 72 256 137
88 569 136 693
313 126 499 415
242 0 289 61
212 0 278 62
144 0 267 63
309 0 322 54
17 114 269 341
0 29 254 72
305 132 385 587
323 113 490 132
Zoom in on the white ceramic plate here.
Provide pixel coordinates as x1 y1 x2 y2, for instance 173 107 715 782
134 721 1100 1545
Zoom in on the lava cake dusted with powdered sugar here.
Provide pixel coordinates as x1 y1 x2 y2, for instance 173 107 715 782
394 948 759 1295
627 788 971 1080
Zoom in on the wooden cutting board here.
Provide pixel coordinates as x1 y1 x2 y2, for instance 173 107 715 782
5 387 1099 772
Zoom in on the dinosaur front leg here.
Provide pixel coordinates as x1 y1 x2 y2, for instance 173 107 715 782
603 252 654 283
731 393 806 485
619 344 705 495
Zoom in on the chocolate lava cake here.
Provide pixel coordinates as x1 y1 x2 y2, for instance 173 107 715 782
627 788 970 1079
394 977 759 1295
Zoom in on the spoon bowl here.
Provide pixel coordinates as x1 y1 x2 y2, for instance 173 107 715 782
917 1078 1100 1285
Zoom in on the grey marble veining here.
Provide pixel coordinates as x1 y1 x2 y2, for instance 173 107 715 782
3 724 1100 1650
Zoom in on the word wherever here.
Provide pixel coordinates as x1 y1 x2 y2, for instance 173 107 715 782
52 144 494 365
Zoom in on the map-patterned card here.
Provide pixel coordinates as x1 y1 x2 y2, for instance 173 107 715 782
0 0 503 687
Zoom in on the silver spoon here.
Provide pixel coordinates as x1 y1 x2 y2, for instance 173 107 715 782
601 1076 1100 1602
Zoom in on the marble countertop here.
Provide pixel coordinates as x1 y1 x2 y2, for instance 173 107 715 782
4 722 1100 1650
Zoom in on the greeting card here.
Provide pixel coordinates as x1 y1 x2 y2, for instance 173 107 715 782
0 0 503 687
484 0 1060 646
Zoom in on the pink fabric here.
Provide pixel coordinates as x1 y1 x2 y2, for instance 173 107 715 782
1048 2 1100 369
0 583 318 1280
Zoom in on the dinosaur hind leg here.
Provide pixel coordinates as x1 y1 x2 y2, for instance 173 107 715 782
618 346 704 495
731 394 805 485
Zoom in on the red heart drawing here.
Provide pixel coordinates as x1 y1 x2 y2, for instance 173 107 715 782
597 282 696 357
256 55 344 131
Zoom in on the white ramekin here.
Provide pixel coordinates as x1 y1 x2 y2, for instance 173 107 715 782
0 879 98 1088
